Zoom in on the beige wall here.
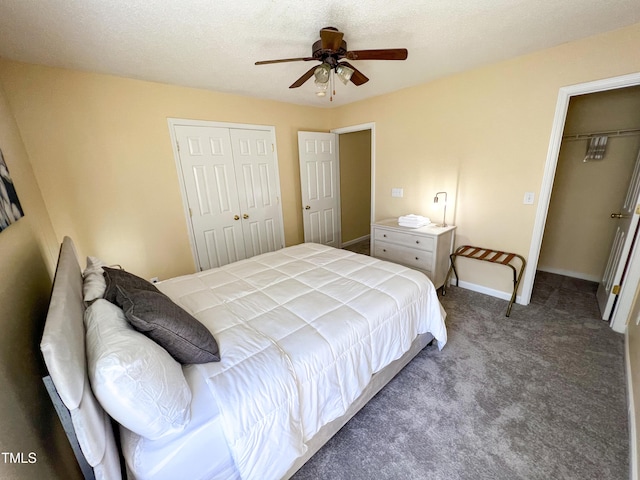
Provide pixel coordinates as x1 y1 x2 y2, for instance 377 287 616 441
3 24 640 292
339 130 371 243
0 83 80 479
331 22 640 295
539 87 640 280
0 61 331 281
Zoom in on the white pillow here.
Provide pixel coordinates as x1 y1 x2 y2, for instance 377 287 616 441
84 299 192 440
82 256 108 302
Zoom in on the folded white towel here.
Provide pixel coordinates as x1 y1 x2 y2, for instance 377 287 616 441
398 214 430 228
398 214 429 223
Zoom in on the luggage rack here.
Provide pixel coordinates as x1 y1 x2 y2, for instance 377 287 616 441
442 245 526 317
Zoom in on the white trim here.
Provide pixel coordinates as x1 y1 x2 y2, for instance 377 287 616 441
455 280 522 305
167 118 286 270
167 119 198 270
331 123 376 225
341 234 370 247
523 73 640 311
536 266 601 283
627 330 638 480
168 118 276 131
334 135 342 248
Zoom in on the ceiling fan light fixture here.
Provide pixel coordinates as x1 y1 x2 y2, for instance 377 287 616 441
335 64 354 85
314 78 328 96
255 28 407 92
314 63 331 84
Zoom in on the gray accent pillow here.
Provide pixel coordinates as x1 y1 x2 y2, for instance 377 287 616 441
103 266 159 303
115 286 220 364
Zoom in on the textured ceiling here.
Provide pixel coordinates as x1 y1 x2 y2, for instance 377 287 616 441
0 0 639 108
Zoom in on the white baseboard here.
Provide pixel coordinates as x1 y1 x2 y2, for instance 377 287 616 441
536 266 600 283
627 331 638 480
455 280 524 305
341 234 370 248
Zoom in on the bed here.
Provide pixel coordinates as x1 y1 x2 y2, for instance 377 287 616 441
40 237 447 480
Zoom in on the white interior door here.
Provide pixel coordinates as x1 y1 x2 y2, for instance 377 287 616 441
174 125 246 270
298 131 340 246
597 147 640 320
229 128 284 257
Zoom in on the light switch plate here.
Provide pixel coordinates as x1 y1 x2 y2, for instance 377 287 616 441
523 192 535 205
392 188 404 198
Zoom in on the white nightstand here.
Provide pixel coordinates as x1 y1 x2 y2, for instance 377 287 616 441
371 218 456 289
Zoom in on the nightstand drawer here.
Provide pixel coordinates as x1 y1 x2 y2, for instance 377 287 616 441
374 241 433 272
374 229 434 252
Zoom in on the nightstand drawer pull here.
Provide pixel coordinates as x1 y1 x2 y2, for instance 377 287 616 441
383 249 386 252
415 257 419 260
416 240 420 244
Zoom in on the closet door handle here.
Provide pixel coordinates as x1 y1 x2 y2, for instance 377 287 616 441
243 214 249 219
305 205 311 210
234 215 240 221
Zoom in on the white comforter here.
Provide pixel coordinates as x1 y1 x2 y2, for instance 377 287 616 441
157 243 446 480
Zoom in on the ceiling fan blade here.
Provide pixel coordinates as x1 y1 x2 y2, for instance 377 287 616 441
289 66 318 88
320 28 344 51
339 61 369 86
346 49 408 61
255 57 315 65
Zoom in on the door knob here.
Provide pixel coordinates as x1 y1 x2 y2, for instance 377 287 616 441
243 214 249 219
305 205 311 210
611 213 630 219
234 215 240 221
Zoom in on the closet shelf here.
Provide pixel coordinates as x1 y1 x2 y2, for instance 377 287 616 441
562 127 640 141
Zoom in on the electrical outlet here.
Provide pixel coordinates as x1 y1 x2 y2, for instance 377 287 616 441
391 188 404 198
523 192 535 205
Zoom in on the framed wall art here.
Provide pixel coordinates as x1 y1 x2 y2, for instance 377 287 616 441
0 148 24 232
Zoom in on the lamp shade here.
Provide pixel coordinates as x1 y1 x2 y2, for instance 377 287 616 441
314 63 331 84
335 64 354 85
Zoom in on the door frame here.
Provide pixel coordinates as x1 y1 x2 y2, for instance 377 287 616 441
522 72 640 333
167 118 286 271
330 122 376 244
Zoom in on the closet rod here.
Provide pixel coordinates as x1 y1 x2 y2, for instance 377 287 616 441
562 127 640 141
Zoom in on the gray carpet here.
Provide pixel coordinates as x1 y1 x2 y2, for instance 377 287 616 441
342 239 370 256
292 272 628 480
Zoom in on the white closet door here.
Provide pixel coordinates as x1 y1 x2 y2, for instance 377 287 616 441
297 131 340 247
174 125 246 270
597 147 640 321
229 128 284 258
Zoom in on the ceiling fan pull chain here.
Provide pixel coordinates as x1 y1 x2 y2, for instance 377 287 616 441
331 70 335 102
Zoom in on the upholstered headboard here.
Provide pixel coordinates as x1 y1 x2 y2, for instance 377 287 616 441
40 237 122 479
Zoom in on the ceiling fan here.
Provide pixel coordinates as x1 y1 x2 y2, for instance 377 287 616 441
255 27 408 94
